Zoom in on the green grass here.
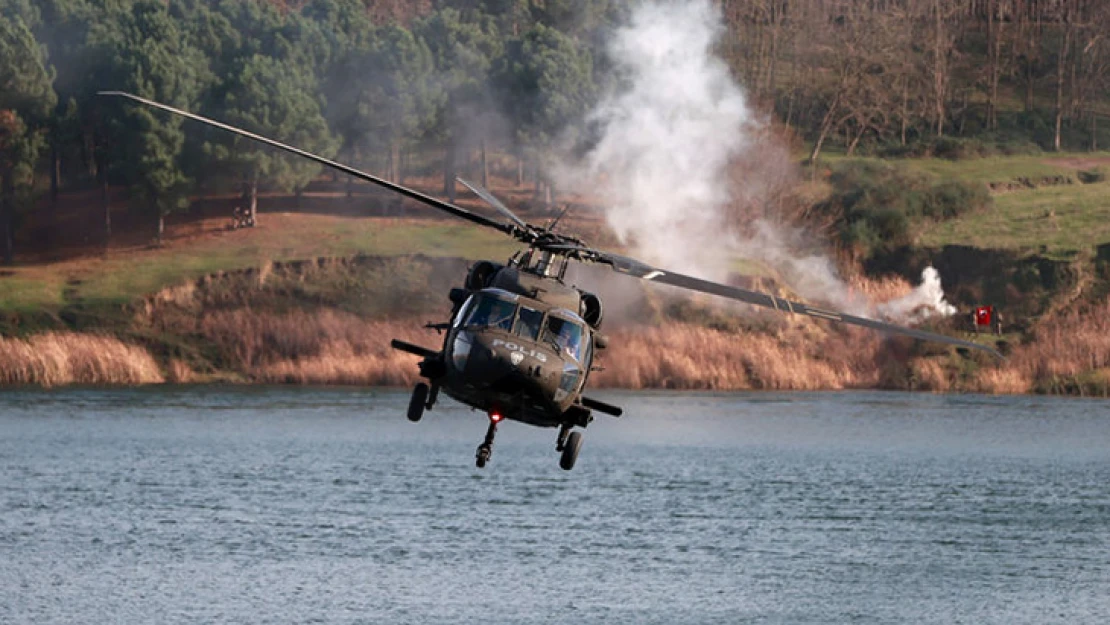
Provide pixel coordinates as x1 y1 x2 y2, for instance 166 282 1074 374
0 217 519 315
7 150 1110 318
906 155 1074 184
0 272 67 312
916 180 1110 255
821 152 1110 185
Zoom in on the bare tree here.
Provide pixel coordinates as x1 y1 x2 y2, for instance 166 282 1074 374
1053 0 1079 151
923 0 961 137
984 0 1015 130
1075 1 1110 150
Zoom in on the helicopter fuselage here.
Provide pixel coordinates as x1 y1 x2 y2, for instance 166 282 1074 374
438 286 594 427
390 257 619 468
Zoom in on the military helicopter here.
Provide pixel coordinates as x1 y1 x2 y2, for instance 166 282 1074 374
102 91 1002 471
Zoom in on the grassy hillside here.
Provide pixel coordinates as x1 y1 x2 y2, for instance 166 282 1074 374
2 154 1110 394
0 213 518 317
919 176 1110 256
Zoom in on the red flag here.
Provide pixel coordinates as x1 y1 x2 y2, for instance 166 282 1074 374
975 305 993 326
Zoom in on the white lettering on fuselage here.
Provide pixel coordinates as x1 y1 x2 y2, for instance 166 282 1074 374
491 338 548 363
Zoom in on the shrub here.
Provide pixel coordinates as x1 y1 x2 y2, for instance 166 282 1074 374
817 160 992 259
1078 168 1107 184
924 180 991 219
931 136 993 160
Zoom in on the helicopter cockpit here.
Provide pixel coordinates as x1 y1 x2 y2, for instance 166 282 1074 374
454 290 588 362
459 290 518 331
544 315 586 362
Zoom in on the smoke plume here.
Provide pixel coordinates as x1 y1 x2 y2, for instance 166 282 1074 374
558 0 750 279
559 0 956 324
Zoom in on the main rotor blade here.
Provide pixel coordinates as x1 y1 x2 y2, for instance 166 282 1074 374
456 177 529 230
592 251 1003 359
98 91 514 236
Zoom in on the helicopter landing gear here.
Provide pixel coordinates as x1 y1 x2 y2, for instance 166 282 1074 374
556 423 572 452
559 431 583 471
476 412 502 468
407 383 429 422
426 383 439 409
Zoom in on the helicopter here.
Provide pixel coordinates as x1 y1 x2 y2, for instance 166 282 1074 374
101 91 1002 471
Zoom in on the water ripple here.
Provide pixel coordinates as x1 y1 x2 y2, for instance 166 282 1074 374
1 388 1108 624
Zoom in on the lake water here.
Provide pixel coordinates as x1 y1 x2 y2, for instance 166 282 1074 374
1 388 1108 624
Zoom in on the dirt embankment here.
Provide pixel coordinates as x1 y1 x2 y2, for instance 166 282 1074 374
3 254 1109 396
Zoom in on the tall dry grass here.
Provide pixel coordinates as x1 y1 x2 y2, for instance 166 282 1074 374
193 307 895 390
134 257 1110 394
200 309 430 385
974 294 1110 395
0 333 164 386
593 323 883 391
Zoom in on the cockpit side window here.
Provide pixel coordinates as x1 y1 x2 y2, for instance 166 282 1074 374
463 295 517 331
515 307 544 340
545 316 584 361
452 295 475 328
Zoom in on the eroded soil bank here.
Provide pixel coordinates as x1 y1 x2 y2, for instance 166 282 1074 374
3 254 1108 396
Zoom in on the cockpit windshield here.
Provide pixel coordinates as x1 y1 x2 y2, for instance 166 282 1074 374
461 293 517 331
544 315 585 361
515 307 544 340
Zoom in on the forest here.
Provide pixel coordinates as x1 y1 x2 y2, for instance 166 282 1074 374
2 0 1109 263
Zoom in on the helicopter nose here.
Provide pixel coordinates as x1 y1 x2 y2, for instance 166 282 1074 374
461 333 552 384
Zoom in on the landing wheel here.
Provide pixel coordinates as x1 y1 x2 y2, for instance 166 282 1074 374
559 431 583 471
407 383 429 422
475 415 500 469
476 445 491 468
556 424 571 452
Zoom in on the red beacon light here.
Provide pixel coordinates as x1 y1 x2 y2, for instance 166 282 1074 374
489 411 503 423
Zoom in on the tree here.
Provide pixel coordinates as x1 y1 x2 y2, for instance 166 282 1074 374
1052 0 1079 151
803 3 884 165
32 0 99 202
416 7 499 199
494 23 594 207
92 1 205 243
0 13 56 263
924 0 960 138
322 21 435 189
1075 1 1110 150
206 54 339 225
983 0 1015 131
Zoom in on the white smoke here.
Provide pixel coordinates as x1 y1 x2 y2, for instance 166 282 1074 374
558 0 957 324
559 0 751 279
879 266 958 323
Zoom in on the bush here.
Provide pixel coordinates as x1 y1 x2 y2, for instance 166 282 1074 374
1078 168 1107 184
924 180 992 219
931 136 993 160
817 160 992 259
884 134 1043 159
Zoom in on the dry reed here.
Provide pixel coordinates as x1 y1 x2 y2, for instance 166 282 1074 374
973 294 1110 394
195 307 895 390
200 309 431 385
593 323 881 391
0 333 164 386
166 358 195 383
970 367 1031 395
909 357 952 392
847 272 914 303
